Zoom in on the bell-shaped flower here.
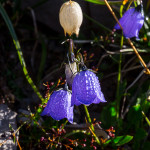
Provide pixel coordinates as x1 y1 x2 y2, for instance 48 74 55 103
114 5 144 38
59 1 83 37
41 89 73 123
71 70 106 106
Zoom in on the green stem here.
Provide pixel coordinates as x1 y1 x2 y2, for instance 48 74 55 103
84 105 94 130
83 105 101 145
142 111 150 126
116 5 124 120
120 4 123 17
60 130 86 142
0 3 44 102
127 0 134 10
116 41 123 119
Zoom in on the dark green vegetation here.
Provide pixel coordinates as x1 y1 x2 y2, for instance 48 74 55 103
0 0 150 149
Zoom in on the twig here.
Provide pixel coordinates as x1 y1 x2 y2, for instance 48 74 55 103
103 65 143 80
104 0 150 75
127 39 150 74
122 56 136 70
73 40 94 44
0 122 26 147
12 133 22 150
121 65 150 118
97 46 149 68
104 0 123 30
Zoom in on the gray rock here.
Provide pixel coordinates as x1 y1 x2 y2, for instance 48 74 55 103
0 104 18 150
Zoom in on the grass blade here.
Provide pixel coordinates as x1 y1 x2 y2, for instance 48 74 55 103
0 3 44 102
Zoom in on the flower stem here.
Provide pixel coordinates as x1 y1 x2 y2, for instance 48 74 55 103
127 39 150 75
83 105 101 145
103 0 150 75
142 111 150 126
116 4 124 120
116 43 123 119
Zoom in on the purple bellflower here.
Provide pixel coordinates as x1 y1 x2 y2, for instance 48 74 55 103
41 89 74 123
71 66 106 106
114 5 144 39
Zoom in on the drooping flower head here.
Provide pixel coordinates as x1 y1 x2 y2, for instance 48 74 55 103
41 87 73 123
71 66 106 106
114 5 144 39
59 1 83 37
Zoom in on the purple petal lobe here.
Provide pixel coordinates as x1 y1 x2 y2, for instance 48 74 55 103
41 90 74 123
71 70 106 106
114 7 144 38
71 75 82 106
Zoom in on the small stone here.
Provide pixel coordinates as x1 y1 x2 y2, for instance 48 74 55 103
0 104 18 150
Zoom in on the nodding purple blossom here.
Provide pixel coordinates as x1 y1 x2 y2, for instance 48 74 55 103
114 5 144 39
71 67 106 106
41 89 73 123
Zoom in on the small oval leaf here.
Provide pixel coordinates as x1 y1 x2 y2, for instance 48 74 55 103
113 135 133 146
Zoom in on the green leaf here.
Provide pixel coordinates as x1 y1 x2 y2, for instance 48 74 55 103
127 104 142 129
132 128 147 150
85 0 122 5
113 135 133 146
100 102 117 128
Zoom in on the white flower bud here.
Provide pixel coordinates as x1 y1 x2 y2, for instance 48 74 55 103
59 1 83 37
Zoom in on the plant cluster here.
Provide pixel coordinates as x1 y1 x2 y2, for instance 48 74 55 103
0 0 150 150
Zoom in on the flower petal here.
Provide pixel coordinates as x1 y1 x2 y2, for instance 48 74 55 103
114 7 144 38
76 71 97 104
41 90 74 123
71 70 106 105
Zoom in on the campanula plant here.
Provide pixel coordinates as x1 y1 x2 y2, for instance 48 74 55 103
114 5 144 38
41 86 74 123
71 65 106 106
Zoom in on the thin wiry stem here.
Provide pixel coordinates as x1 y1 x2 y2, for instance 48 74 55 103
104 0 123 30
127 38 150 74
84 105 101 145
103 0 150 75
116 3 124 124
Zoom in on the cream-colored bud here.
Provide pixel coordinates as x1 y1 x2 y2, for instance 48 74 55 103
59 1 83 37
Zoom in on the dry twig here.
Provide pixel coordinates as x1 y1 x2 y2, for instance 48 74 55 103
103 0 150 75
121 62 150 118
